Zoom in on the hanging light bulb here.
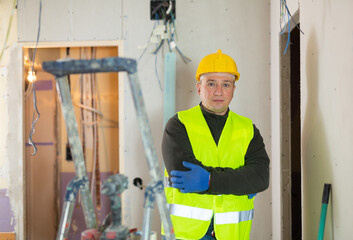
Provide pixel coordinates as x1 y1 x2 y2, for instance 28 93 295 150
27 69 37 83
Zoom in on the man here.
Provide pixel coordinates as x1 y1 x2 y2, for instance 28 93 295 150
162 50 269 240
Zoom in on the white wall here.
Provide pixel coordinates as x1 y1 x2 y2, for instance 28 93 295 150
0 1 25 239
301 1 353 239
122 0 272 239
17 0 123 41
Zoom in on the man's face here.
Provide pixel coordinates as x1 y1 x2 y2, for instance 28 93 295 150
196 73 236 115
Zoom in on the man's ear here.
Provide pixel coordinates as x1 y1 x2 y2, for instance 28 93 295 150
196 82 201 95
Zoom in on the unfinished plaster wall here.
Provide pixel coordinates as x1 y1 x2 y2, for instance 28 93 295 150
122 0 271 239
0 1 24 239
17 0 123 41
301 1 353 239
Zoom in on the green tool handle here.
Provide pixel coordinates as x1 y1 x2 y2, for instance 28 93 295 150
317 183 331 240
318 203 328 240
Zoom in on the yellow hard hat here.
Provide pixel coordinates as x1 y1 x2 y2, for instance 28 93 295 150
195 49 240 81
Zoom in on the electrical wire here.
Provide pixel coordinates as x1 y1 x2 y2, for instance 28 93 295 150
70 74 119 127
170 11 177 40
138 0 191 91
90 47 100 207
0 0 16 63
283 3 304 35
155 51 163 91
153 39 164 54
280 0 304 54
166 0 173 15
94 71 113 177
280 0 291 54
28 0 42 156
168 12 191 63
151 1 169 17
160 7 167 25
284 13 290 55
74 102 103 117
73 69 119 127
138 14 159 63
79 49 86 203
175 45 192 63
150 13 164 90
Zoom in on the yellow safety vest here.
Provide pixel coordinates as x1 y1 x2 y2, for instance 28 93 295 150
164 105 254 240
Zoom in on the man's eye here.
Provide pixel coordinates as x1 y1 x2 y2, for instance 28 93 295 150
208 83 215 87
223 84 230 87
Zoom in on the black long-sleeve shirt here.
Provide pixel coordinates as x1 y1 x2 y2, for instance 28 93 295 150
162 104 270 195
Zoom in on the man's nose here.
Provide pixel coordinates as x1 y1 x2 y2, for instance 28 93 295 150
214 85 223 95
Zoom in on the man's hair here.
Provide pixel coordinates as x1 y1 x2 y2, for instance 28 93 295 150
199 72 236 82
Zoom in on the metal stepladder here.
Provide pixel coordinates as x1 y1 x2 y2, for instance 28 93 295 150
43 57 175 240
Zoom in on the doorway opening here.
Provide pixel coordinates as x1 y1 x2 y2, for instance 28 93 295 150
24 45 120 240
280 11 302 240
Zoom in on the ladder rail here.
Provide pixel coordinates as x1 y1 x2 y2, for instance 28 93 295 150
55 75 98 229
43 57 175 240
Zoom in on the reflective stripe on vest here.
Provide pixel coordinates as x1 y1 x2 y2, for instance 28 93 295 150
169 204 213 221
215 209 254 225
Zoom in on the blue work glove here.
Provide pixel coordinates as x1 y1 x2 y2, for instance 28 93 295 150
170 161 210 193
248 193 257 199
